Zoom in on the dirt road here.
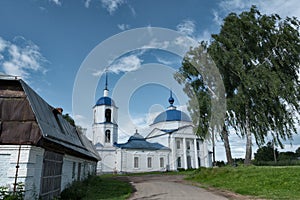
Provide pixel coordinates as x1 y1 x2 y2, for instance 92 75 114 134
122 174 229 200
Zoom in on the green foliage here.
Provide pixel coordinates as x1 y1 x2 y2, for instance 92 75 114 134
0 183 24 200
60 175 132 200
62 113 75 126
278 151 297 161
253 159 300 166
187 166 300 199
208 6 300 163
254 142 279 161
296 147 300 157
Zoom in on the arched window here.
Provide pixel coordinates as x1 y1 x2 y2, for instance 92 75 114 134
105 109 111 122
105 130 111 143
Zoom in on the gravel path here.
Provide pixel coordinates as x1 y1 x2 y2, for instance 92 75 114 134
121 174 229 200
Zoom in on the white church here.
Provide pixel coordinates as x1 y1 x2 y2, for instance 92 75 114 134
92 77 212 173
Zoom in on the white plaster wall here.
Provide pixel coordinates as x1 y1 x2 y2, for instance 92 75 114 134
118 150 170 173
61 155 97 190
0 145 97 199
96 148 117 173
0 145 44 200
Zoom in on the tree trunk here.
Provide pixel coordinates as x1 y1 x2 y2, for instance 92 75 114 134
221 125 233 165
244 115 252 165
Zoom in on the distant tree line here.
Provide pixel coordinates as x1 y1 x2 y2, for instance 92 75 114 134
253 142 300 166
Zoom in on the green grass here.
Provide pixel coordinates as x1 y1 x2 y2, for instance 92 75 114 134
60 175 133 200
186 166 300 199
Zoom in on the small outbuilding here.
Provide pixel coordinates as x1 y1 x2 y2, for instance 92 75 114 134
0 76 100 200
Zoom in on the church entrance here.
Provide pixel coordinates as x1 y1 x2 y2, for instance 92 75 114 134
187 156 192 169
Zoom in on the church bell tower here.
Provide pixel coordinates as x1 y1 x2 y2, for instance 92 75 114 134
92 73 118 147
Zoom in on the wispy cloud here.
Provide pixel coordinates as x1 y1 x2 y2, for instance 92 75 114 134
176 19 196 36
109 54 142 73
156 56 173 65
0 36 47 80
212 9 223 25
218 0 300 20
142 38 170 49
93 54 143 76
101 0 124 15
84 0 92 8
49 0 62 6
117 23 130 31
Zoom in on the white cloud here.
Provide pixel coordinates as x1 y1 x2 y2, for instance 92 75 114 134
156 56 173 65
218 0 300 20
142 39 170 49
93 54 142 76
176 19 196 36
49 0 61 6
212 9 223 25
84 0 92 8
117 23 130 31
0 36 47 80
109 55 142 73
101 0 124 15
128 4 136 17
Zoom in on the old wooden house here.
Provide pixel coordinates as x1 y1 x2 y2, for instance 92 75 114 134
0 76 100 200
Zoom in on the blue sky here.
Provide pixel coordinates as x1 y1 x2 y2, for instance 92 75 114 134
1 0 300 161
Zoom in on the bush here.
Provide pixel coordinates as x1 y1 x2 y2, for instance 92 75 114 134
0 183 24 200
252 159 300 166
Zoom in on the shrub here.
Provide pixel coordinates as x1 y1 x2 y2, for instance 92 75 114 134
0 183 24 200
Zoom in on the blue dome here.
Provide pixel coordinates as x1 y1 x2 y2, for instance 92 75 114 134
153 109 191 124
95 96 115 106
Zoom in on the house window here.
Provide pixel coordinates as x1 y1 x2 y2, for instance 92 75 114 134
105 109 111 122
147 157 152 168
72 162 76 179
160 157 164 168
177 157 182 168
77 163 81 181
186 141 191 150
105 130 111 143
196 141 200 150
134 157 139 168
176 140 181 149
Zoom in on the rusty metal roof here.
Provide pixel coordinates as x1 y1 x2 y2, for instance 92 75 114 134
0 78 100 161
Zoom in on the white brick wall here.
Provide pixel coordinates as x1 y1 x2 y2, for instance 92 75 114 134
0 145 97 200
61 155 97 190
0 145 44 200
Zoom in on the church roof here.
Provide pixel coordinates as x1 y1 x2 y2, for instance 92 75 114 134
95 96 115 106
152 91 191 124
114 132 170 150
153 109 191 124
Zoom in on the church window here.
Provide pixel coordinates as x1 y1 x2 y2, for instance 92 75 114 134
105 109 111 122
94 110 96 123
134 157 139 168
105 130 111 143
196 141 200 150
186 141 191 150
147 157 152 168
176 140 180 149
160 157 164 168
177 157 182 168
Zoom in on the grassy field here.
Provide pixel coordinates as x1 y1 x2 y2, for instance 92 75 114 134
186 166 300 199
60 175 132 200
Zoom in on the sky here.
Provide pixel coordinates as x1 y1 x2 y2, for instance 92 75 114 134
1 0 300 161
